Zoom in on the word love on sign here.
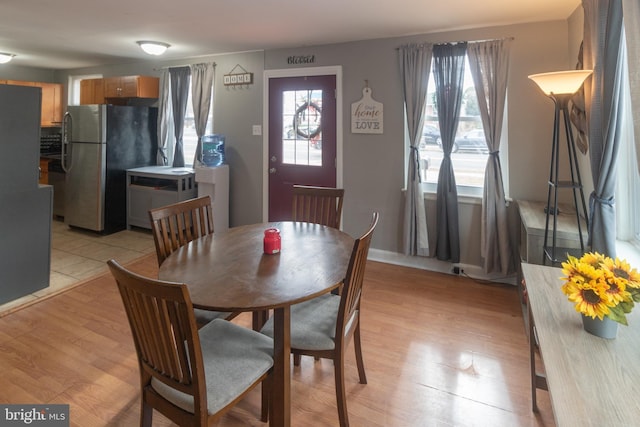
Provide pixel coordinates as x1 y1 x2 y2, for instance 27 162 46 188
351 87 383 134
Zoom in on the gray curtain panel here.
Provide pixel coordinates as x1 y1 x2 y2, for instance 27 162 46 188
622 0 640 171
433 43 467 263
156 69 170 165
582 0 624 256
399 43 432 257
169 66 191 167
467 39 514 275
190 63 215 166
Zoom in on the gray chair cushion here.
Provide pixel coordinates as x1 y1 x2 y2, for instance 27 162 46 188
194 308 231 324
261 294 340 350
151 319 274 415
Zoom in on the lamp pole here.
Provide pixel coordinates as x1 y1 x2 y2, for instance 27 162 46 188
542 92 589 264
529 70 592 265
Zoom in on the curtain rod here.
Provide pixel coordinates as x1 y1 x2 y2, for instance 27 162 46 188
396 37 514 50
153 61 216 71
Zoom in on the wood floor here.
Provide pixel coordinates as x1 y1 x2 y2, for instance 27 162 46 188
0 254 556 426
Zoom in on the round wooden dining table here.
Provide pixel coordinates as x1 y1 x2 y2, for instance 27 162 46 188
158 221 354 427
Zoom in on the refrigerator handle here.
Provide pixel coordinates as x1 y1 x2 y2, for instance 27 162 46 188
61 111 72 173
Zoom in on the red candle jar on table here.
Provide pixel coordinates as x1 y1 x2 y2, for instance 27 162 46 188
263 228 281 254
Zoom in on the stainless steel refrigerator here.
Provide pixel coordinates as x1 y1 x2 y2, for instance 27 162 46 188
62 104 157 234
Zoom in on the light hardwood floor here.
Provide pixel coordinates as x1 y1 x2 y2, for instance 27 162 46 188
0 224 556 426
0 218 156 316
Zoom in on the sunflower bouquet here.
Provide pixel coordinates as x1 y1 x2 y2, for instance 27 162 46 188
561 252 640 325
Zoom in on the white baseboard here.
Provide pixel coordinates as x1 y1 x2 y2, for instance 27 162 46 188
368 248 517 286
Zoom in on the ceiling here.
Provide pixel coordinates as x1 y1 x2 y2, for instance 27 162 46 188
1 0 580 70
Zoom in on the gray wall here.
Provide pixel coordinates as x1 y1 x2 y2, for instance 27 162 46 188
0 64 57 82
2 15 584 276
265 19 581 269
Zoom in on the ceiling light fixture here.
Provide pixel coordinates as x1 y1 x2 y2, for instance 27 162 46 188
0 53 16 64
136 41 170 56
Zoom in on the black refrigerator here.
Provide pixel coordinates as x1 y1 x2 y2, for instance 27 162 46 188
62 105 157 234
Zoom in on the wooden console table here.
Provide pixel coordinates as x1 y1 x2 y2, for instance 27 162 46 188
517 200 587 266
522 263 640 426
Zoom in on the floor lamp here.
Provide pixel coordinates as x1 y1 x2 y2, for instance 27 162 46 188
528 70 592 265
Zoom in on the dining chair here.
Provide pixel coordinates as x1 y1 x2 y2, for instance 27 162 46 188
107 259 274 427
291 185 345 229
148 195 237 326
292 184 345 299
260 212 379 427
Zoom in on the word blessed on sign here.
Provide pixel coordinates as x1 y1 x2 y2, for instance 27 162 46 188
351 87 383 134
287 55 315 65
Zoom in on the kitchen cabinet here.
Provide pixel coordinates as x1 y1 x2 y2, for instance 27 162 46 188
0 80 63 126
37 82 63 126
80 75 159 104
80 78 105 104
39 158 51 184
5 80 35 87
103 75 159 99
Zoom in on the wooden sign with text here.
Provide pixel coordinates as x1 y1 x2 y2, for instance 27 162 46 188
351 87 383 134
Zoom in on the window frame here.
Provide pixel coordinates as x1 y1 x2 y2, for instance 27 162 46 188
410 55 510 199
165 79 215 167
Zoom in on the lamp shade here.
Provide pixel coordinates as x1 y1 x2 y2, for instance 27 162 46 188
136 41 170 56
528 70 593 95
0 53 15 64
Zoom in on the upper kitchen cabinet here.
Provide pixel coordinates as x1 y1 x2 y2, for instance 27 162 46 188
37 82 63 126
5 80 35 86
80 78 105 105
1 80 63 127
104 75 159 99
80 76 159 105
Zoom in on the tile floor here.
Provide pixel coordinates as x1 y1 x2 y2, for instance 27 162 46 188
0 218 155 316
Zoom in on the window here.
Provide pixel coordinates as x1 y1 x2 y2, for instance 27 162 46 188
281 89 323 166
180 82 214 166
418 57 490 193
165 80 214 167
616 49 640 253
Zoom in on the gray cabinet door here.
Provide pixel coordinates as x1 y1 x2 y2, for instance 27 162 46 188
0 187 52 304
0 85 41 194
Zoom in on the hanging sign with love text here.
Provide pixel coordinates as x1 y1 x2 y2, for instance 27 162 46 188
351 87 383 134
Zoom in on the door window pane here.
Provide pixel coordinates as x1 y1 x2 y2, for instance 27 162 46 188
282 89 323 166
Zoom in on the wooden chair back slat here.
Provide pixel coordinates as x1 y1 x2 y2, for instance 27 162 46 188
149 196 215 266
292 185 344 229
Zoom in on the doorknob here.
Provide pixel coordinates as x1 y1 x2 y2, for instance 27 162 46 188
271 156 277 162
269 168 277 174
